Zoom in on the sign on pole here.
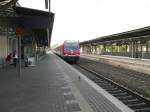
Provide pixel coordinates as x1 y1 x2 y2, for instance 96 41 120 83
16 27 24 35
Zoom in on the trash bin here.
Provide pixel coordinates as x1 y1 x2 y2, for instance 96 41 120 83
28 57 36 66
24 57 29 67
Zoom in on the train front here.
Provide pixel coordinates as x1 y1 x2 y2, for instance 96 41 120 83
62 40 80 63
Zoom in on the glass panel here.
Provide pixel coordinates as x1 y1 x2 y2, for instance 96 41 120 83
64 41 79 52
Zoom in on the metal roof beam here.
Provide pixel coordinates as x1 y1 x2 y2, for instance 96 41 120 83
0 0 18 11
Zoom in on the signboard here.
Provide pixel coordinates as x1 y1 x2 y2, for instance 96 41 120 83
16 27 24 35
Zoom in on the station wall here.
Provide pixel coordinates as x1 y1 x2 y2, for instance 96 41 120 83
0 35 7 68
0 35 17 68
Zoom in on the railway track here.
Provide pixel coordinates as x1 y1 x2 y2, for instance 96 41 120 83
78 58 150 97
73 64 150 112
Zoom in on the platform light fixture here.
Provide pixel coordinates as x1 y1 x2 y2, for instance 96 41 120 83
45 0 48 9
45 0 50 11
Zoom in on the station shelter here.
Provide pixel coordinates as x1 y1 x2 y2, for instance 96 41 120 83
80 27 150 59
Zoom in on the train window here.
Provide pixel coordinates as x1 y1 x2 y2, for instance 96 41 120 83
64 42 80 51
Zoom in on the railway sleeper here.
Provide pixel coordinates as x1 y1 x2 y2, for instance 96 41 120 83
107 90 123 94
88 77 100 80
113 93 129 97
98 84 115 88
128 102 147 108
111 92 127 96
94 80 106 83
121 98 141 104
117 95 135 100
94 79 106 82
96 83 113 86
130 106 150 111
134 107 150 112
101 86 117 89
104 88 119 91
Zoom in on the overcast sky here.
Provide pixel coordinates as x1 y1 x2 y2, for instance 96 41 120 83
19 0 150 46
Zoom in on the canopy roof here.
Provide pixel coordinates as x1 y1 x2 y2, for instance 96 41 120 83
15 6 54 46
0 5 54 46
81 26 150 45
0 0 17 10
0 0 18 16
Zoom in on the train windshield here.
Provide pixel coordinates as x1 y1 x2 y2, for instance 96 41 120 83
64 42 79 51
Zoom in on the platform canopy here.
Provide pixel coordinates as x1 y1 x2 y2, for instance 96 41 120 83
0 6 54 28
0 6 54 46
0 0 17 11
81 26 150 45
15 6 54 29
0 0 18 16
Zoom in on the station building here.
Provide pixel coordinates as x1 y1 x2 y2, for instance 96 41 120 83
0 0 17 68
0 0 54 68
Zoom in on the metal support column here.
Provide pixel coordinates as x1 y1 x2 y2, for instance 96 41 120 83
141 43 143 59
111 44 113 55
146 42 148 53
18 35 21 78
95 45 97 54
48 0 51 47
103 44 106 55
131 41 134 58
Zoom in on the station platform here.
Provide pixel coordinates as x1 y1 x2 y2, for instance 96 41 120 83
81 54 150 75
0 52 133 112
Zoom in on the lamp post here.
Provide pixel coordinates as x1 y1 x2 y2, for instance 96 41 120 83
16 27 23 78
45 0 51 47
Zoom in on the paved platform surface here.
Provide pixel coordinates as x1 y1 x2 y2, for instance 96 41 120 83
0 53 133 112
81 54 150 75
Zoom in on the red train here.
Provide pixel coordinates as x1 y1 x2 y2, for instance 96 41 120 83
54 40 80 63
